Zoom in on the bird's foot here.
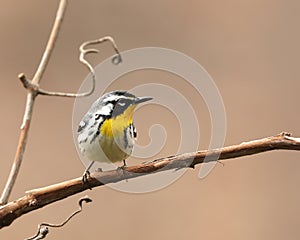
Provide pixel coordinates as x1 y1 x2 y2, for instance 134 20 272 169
117 160 127 170
116 160 129 182
82 170 93 190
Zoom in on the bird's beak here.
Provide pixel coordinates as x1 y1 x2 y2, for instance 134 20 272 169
134 96 153 104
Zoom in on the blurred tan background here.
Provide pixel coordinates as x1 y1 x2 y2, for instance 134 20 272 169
1 0 300 239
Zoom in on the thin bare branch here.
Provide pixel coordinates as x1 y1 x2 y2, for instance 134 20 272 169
0 132 299 228
32 0 67 85
0 0 67 206
37 89 87 98
37 36 122 98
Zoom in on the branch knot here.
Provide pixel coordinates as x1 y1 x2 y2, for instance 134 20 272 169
18 73 40 93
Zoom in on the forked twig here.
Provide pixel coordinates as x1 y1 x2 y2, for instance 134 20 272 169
25 196 92 240
0 0 68 206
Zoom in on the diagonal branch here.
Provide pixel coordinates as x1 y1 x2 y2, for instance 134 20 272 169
0 132 299 229
32 0 67 85
0 0 68 206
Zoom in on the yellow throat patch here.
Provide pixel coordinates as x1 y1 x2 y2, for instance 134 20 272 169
100 105 135 138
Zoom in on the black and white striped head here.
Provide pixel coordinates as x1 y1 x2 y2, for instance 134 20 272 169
78 91 152 135
92 90 152 118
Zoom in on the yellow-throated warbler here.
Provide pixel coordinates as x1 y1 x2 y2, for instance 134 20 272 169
77 90 152 175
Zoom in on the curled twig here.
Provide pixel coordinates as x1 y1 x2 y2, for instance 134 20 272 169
25 196 92 240
38 36 122 98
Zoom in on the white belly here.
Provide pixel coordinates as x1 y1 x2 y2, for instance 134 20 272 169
79 128 134 164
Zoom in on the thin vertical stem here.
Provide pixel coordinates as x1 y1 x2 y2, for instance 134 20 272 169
32 0 67 85
0 0 68 205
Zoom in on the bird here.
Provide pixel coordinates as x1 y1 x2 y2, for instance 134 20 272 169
77 90 152 179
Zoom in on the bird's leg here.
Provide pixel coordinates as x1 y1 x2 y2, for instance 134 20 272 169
82 161 95 188
117 159 127 170
116 159 128 182
122 159 127 168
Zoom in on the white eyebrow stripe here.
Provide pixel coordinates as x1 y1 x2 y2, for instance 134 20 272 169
103 95 120 102
99 103 113 115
